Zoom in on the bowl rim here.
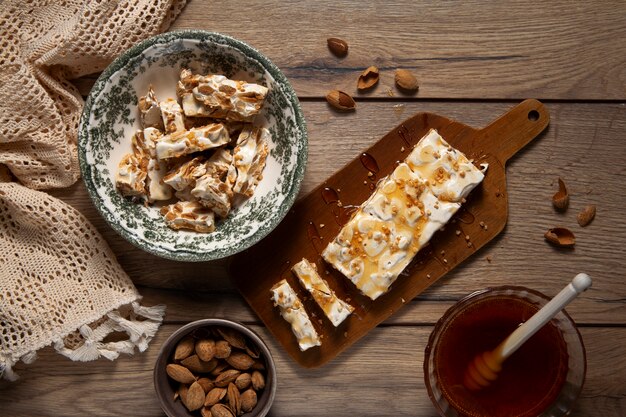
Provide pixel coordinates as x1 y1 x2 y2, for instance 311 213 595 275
78 30 308 262
153 318 277 417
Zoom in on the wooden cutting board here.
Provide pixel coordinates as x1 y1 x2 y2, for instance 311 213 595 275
230 99 550 367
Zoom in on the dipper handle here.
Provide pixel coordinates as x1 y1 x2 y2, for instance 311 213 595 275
497 273 592 360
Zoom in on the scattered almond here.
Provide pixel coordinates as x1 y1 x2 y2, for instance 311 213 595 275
357 66 379 90
210 403 235 417
251 370 265 391
545 227 575 247
196 339 216 362
552 177 569 211
240 389 257 413
326 90 356 111
577 205 596 227
184 381 206 411
394 69 419 92
327 37 348 57
200 407 213 417
175 336 196 361
204 387 227 407
167 363 196 384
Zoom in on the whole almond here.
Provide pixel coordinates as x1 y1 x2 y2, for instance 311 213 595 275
326 90 356 111
210 403 235 417
177 383 189 403
196 339 216 362
215 369 241 388
357 66 380 90
166 363 196 384
240 389 258 413
181 355 218 374
204 387 227 407
251 370 265 391
210 361 230 376
552 177 569 211
184 381 206 411
577 204 596 227
251 359 266 371
545 227 575 247
217 328 247 350
245 343 260 359
235 373 252 390
327 37 348 57
197 377 214 393
215 340 231 359
174 336 195 361
200 407 213 417
395 69 419 92
227 382 241 415
226 352 255 370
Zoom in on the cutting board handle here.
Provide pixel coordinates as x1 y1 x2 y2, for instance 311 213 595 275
479 99 550 163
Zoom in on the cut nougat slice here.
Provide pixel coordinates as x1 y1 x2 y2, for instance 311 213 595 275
232 125 269 197
115 153 147 198
163 156 207 192
155 123 230 160
137 86 164 130
160 201 216 233
292 259 354 327
178 69 268 122
159 98 185 134
270 279 321 351
192 149 236 218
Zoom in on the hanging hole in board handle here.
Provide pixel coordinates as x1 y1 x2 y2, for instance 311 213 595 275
528 110 540 121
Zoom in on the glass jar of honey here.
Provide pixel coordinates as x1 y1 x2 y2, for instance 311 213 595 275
424 286 586 417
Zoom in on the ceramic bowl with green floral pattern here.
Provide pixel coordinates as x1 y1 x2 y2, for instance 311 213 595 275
78 31 307 261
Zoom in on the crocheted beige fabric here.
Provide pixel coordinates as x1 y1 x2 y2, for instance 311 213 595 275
0 0 187 380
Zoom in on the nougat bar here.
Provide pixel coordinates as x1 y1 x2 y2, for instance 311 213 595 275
270 279 321 351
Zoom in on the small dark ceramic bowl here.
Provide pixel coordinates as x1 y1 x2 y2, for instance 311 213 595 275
154 319 277 417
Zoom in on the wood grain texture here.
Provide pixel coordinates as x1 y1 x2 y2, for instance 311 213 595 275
51 102 626 324
6 2 626 416
137 286 621 328
1 325 623 417
162 0 626 100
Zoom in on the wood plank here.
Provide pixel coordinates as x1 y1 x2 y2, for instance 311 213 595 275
161 0 626 100
1 326 623 416
52 102 626 323
139 285 624 327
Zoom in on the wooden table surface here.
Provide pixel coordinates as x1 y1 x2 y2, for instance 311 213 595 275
2 1 625 416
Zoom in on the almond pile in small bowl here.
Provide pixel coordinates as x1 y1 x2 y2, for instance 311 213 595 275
154 319 276 417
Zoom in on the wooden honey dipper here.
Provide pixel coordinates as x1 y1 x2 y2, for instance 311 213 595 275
463 273 592 391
